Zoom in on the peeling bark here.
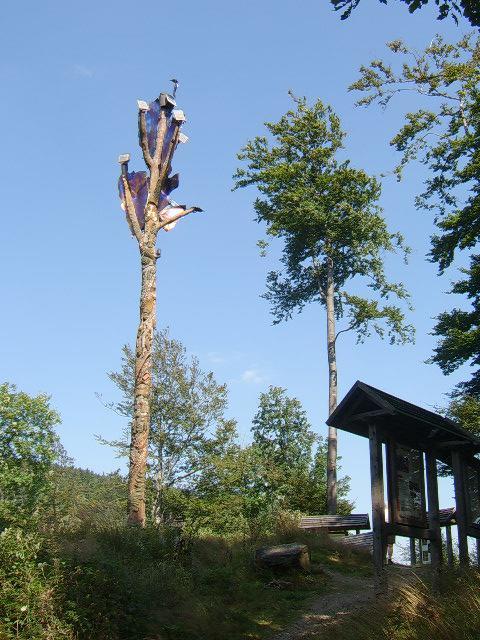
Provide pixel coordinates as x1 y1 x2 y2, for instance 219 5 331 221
127 249 157 525
326 256 338 515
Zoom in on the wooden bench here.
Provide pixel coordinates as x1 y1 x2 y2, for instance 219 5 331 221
299 513 371 535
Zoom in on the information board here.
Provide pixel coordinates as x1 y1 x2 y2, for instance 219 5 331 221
388 443 427 527
465 464 480 529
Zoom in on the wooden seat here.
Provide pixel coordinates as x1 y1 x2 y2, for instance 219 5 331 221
299 513 370 535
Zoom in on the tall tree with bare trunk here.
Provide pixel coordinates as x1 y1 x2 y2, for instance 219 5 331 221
234 94 413 513
117 88 202 526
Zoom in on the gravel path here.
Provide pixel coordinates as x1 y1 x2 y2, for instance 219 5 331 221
270 570 375 640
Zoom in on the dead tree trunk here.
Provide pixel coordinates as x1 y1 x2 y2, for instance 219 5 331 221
128 248 157 525
118 91 201 527
326 256 338 515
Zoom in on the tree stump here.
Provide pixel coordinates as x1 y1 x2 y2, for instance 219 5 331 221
255 543 310 571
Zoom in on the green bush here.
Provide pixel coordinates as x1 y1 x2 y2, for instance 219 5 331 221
0 528 74 640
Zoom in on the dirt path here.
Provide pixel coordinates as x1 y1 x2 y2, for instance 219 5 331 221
270 570 374 640
271 564 421 640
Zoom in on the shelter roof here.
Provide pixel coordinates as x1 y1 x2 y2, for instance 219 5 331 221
326 381 480 459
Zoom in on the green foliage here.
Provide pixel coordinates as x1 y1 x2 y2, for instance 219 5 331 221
251 386 351 514
44 466 127 534
331 0 480 27
0 382 61 528
102 328 237 525
445 391 480 436
234 94 413 345
252 386 315 472
0 528 75 639
430 256 480 394
352 34 480 394
0 518 374 640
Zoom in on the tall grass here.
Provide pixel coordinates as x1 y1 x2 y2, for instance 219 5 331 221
2 520 372 640
319 569 480 640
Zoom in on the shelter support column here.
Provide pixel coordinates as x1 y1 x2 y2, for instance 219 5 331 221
368 423 387 594
445 526 454 566
452 451 469 567
425 450 442 585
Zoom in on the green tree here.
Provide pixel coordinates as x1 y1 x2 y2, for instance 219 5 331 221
0 382 61 528
252 386 351 514
251 386 315 511
195 444 276 541
331 0 480 27
103 328 237 525
445 391 480 436
46 465 127 533
351 34 480 395
252 386 315 475
234 95 413 513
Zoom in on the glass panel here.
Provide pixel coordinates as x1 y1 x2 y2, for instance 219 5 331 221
466 465 480 527
392 444 426 527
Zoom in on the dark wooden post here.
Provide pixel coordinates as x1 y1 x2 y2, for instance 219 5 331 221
476 538 480 568
445 525 454 566
418 539 424 564
425 450 443 581
452 451 469 566
369 423 387 594
410 538 417 565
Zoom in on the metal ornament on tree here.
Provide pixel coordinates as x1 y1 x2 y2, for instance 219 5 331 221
117 84 202 526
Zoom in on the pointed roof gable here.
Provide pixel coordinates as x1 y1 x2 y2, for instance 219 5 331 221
327 381 480 457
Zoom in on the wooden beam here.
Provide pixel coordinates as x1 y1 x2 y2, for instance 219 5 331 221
466 525 480 539
437 440 472 449
445 525 454 566
385 523 435 541
410 538 417 566
452 451 469 566
425 449 442 587
349 409 390 422
369 423 387 595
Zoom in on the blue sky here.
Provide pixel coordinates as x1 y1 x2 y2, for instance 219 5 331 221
0 0 473 515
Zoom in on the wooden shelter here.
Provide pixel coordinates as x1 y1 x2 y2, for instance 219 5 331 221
327 381 480 591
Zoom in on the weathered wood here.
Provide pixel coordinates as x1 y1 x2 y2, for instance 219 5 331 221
385 523 435 541
467 525 480 539
338 532 373 552
369 423 387 594
410 538 417 565
445 525 454 566
425 449 443 582
452 451 469 566
255 543 310 571
299 514 370 533
418 539 424 565
120 96 201 527
326 255 337 515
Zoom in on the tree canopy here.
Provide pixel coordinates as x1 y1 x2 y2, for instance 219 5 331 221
234 95 413 346
331 0 480 27
103 328 237 524
0 382 61 527
351 34 480 394
251 386 351 514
